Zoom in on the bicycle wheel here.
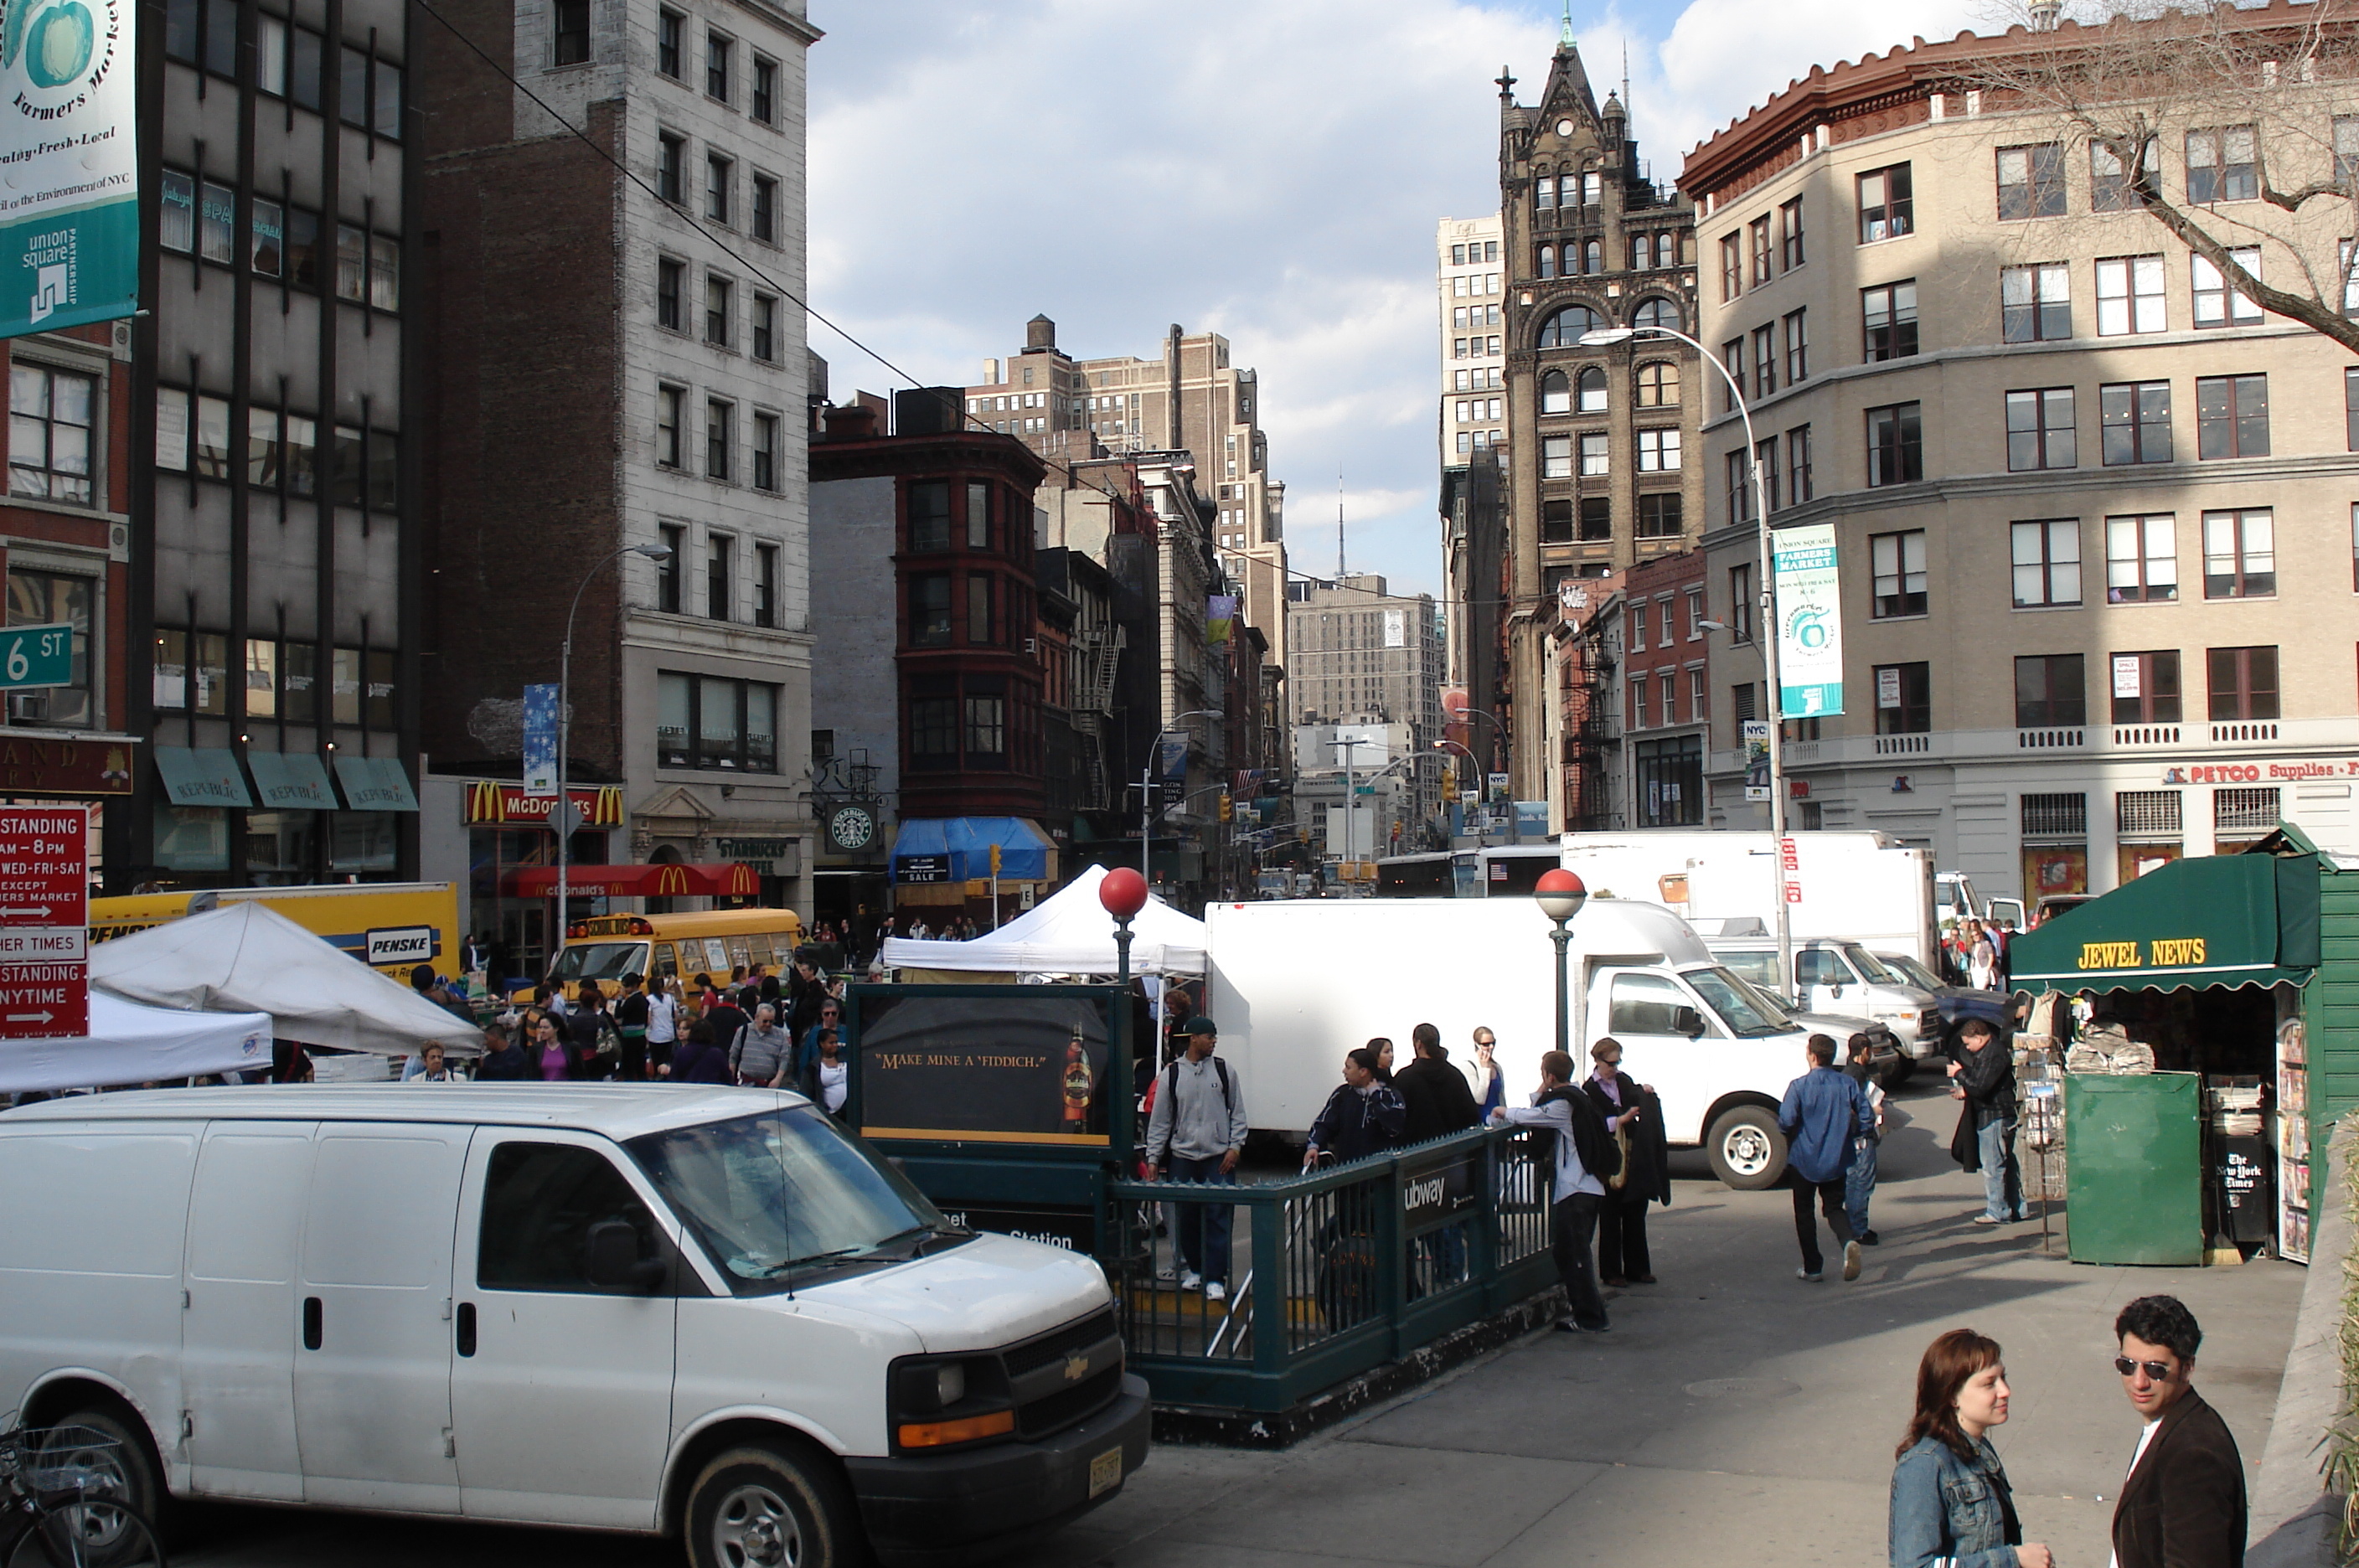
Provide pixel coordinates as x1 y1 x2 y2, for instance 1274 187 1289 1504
3 1498 165 1568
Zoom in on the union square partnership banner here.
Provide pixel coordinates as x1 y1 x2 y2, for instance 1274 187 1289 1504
1773 521 1845 718
0 0 136 339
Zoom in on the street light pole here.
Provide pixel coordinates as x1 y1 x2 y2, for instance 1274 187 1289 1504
1581 324 1789 992
1139 709 1223 883
555 542 673 977
1535 869 1589 1059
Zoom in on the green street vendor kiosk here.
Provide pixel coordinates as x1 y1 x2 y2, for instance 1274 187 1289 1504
2007 827 2357 1265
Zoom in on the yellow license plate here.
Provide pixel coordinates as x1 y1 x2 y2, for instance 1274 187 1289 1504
1087 1446 1123 1498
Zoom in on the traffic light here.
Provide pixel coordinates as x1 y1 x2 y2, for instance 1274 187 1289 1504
1441 766 1458 803
1218 792 1233 823
989 843 1002 877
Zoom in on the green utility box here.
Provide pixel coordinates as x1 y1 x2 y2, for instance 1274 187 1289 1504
2066 1071 2202 1266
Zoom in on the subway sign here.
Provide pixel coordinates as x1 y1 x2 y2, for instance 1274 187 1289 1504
2078 938 2206 972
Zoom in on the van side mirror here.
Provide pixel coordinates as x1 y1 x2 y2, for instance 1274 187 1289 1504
585 1219 664 1292
1827 983 1845 998
1672 1006 1706 1039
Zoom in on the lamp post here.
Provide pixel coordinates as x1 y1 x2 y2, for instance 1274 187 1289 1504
1100 866 1149 1080
1138 709 1223 883
554 542 674 976
1580 323 1789 992
1534 868 1589 1059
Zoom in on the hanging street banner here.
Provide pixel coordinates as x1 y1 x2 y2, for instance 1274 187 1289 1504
1772 523 1845 718
1742 719 1772 802
0 0 137 340
521 683 558 796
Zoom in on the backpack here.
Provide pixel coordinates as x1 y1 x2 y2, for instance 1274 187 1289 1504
1162 1055 1234 1117
1538 1085 1622 1184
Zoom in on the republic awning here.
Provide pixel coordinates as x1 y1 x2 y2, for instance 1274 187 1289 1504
890 818 1053 883
333 754 419 812
154 745 253 807
501 863 760 899
2010 848 2320 994
244 750 338 809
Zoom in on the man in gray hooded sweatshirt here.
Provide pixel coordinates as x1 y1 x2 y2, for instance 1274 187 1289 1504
1143 1015 1249 1300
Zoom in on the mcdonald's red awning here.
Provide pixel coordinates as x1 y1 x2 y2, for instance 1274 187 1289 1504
501 863 761 899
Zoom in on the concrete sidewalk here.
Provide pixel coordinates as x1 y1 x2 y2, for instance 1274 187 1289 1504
1037 1077 2304 1568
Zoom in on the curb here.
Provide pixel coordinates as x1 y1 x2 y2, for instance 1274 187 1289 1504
2248 1112 2356 1567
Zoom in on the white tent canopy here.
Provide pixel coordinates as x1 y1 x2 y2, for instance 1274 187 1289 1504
881 864 1208 975
90 902 480 1056
0 992 274 1094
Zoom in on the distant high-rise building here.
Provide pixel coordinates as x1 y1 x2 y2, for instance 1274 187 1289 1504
1287 574 1443 738
1436 214 1506 472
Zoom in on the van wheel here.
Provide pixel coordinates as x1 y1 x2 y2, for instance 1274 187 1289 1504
46 1405 168 1536
1706 1106 1787 1189
684 1442 855 1568
1881 1058 1916 1091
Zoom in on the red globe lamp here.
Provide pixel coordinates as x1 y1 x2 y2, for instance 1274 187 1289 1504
1535 868 1587 924
1099 866 1149 921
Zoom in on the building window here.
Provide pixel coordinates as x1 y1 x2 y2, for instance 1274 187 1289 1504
1783 308 1809 383
658 524 684 612
1541 435 1572 480
2105 513 2177 603
2100 380 2172 465
1582 239 1603 274
1729 562 1754 642
656 385 684 468
751 57 777 123
2186 126 2258 204
1577 497 1610 540
750 293 777 360
552 0 590 64
1996 143 2067 219
1866 402 1923 487
2005 388 2076 471
1636 493 1682 537
2001 263 2071 342
909 480 952 552
1787 425 1813 503
705 399 731 480
656 257 683 330
1870 530 1928 618
752 411 778 491
2193 247 2264 327
2216 787 2281 836
656 8 682 76
1780 196 1805 269
907 683 957 763
657 671 778 773
2021 793 2088 837
4 570 91 727
1632 678 1648 730
2117 790 2182 838
2011 519 2082 608
910 574 952 647
1752 326 1777 397
2014 654 2087 728
1719 233 1742 301
1730 682 1757 723
2202 508 2274 598
1636 429 1680 472
657 132 684 204
1874 662 1931 733
1577 366 1608 413
705 30 730 99
2109 651 2181 725
965 574 994 646
705 154 731 224
751 176 777 244
1632 297 1678 333
1577 433 1609 476
1862 281 1918 360
1725 449 1752 526
1754 437 1780 512
1750 216 1773 286
8 365 95 506
1539 499 1572 542
2096 255 2165 335
705 276 731 347
1536 306 1600 348
1858 163 1912 243
2091 137 2157 211
1721 338 1745 408
964 688 1006 760
1539 370 1571 415
2195 374 2267 459
1635 360 1678 407
705 533 732 619
2206 645 2279 720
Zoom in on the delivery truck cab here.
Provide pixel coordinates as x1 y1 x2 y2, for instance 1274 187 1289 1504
1704 936 1941 1062
0 1086 1147 1568
1205 896 1888 1189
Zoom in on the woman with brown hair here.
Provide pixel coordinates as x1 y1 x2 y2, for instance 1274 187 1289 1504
1889 1328 2052 1568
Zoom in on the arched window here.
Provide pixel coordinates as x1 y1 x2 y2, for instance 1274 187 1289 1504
1655 233 1678 269
1536 245 1556 280
1577 366 1608 414
1540 370 1572 415
1632 297 1680 333
1536 306 1600 348
1582 240 1603 274
1635 360 1680 408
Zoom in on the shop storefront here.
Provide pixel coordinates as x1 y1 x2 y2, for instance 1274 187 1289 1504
149 744 414 888
2009 829 2355 1266
458 780 624 975
889 817 1056 928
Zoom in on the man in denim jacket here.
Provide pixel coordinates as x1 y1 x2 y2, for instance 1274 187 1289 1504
1778 1034 1873 1282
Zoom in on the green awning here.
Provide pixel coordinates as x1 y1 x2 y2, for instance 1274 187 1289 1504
153 745 253 807
2011 848 2319 994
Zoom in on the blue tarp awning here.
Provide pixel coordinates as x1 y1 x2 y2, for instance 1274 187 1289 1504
890 818 1053 882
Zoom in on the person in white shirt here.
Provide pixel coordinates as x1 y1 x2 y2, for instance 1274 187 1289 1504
401 1042 457 1083
1489 1049 1610 1334
644 975 680 1075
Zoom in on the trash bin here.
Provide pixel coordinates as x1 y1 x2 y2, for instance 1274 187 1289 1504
2065 1071 2202 1266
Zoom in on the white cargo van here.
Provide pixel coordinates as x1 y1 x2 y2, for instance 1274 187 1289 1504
0 1086 1147 1568
1705 935 1941 1061
1561 830 1938 966
1205 896 1887 1188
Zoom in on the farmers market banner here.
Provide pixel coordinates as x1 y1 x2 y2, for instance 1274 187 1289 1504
0 0 137 339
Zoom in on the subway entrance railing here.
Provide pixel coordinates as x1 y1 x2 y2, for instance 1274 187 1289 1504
1104 1124 1560 1415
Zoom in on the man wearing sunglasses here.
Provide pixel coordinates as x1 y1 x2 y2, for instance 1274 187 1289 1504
2109 1294 2245 1568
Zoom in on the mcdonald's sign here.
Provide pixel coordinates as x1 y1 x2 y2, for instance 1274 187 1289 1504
501 863 763 898
464 781 627 827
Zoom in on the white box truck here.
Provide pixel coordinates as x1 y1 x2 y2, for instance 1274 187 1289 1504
1204 896 1893 1189
1559 831 1938 967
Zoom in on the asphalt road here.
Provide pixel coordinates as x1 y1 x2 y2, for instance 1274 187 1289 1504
173 1077 2304 1568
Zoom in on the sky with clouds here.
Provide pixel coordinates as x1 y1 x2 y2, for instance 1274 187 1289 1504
804 0 1988 601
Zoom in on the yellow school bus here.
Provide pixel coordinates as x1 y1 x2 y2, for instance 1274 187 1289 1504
89 882 462 980
532 907 805 1000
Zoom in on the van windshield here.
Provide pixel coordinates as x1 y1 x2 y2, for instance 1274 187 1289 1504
1843 945 1899 984
1682 967 1794 1038
1879 953 1943 991
548 941 648 983
627 1108 961 1295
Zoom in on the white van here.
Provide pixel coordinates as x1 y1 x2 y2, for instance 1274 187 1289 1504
0 1086 1148 1567
1206 896 1893 1188
1704 936 1941 1061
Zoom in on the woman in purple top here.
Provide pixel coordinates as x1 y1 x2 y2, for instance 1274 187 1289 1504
525 1009 576 1081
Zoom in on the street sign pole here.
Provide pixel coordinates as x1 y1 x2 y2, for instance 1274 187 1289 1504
0 804 88 1039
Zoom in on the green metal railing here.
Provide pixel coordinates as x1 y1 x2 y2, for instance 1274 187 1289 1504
1105 1124 1559 1413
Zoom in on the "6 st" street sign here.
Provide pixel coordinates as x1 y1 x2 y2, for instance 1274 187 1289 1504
0 624 73 689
